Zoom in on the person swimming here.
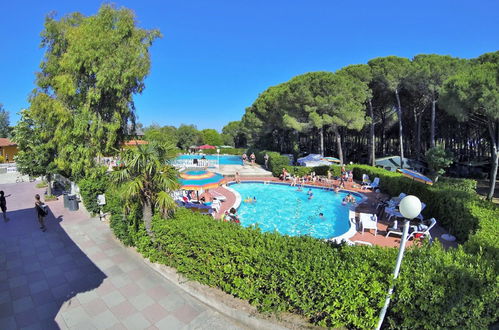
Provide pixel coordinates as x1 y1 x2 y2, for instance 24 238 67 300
342 193 356 205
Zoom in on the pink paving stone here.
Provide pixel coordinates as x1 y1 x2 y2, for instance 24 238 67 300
110 300 137 319
146 326 159 330
145 286 172 302
111 253 127 264
106 323 128 330
89 252 108 262
95 280 116 296
172 304 201 324
127 269 146 281
141 303 170 324
82 297 108 317
118 282 142 298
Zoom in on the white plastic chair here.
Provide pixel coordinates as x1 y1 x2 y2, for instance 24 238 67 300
360 213 378 236
362 174 371 185
361 177 379 190
386 202 426 222
407 218 437 240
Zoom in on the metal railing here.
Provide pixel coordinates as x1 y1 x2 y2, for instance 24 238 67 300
170 159 219 169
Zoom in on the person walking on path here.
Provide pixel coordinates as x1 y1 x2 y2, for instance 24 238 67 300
0 190 10 222
35 194 48 232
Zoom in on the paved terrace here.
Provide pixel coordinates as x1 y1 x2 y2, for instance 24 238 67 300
211 177 457 249
0 181 243 330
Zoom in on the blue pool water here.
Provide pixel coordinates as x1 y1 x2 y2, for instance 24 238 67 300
230 183 362 239
176 154 243 165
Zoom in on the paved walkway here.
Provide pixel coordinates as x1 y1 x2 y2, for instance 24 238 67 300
0 182 244 329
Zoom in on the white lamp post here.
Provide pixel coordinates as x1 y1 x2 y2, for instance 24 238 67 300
216 148 220 168
376 195 422 330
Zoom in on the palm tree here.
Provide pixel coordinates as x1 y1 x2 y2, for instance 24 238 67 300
111 142 180 234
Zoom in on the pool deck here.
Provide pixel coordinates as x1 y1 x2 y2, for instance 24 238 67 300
211 177 458 249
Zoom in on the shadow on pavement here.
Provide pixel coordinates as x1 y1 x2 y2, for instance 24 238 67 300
0 204 107 329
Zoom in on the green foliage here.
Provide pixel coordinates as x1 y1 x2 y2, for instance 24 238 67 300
19 5 161 180
78 167 109 215
144 124 178 147
200 129 223 146
107 206 498 329
437 176 477 193
0 156 4 163
36 181 48 188
247 149 291 176
349 165 494 242
387 242 498 329
176 124 201 150
0 104 10 138
425 146 454 180
146 209 393 329
110 142 180 232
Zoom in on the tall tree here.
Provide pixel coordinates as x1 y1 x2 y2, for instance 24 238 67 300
20 5 160 180
409 55 464 148
176 124 201 150
281 72 368 163
200 129 223 146
369 56 411 167
337 65 375 165
111 142 179 234
12 110 58 195
441 52 499 200
0 104 10 138
144 124 178 147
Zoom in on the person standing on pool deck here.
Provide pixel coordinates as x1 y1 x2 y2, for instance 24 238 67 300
242 153 248 163
0 190 10 222
235 171 241 184
264 153 269 169
250 153 256 165
34 194 47 232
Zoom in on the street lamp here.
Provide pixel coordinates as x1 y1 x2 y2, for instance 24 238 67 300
376 195 422 330
216 148 220 168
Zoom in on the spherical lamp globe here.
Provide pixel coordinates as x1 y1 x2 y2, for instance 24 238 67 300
399 195 422 219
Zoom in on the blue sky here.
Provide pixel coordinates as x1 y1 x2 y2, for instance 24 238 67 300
0 1 498 131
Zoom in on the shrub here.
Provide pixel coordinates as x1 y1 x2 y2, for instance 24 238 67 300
78 167 109 215
388 242 498 329
128 208 498 329
147 209 394 329
103 163 498 329
36 181 48 188
350 165 486 242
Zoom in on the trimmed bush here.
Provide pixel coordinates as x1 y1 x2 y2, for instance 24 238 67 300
105 163 498 329
78 170 109 215
147 209 394 329
350 165 490 242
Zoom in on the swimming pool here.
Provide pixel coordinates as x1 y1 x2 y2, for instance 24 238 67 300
229 182 362 239
176 154 243 165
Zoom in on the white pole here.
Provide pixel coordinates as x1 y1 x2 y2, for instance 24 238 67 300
376 219 410 330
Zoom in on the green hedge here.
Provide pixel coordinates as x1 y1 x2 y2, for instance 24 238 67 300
112 208 498 329
143 209 395 329
105 163 499 328
77 167 109 215
349 165 492 242
246 149 291 176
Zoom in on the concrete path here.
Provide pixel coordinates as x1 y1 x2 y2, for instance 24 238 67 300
0 182 244 329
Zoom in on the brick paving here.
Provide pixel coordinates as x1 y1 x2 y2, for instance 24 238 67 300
0 181 243 330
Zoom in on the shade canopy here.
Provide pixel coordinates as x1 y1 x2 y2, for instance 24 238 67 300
198 144 216 150
397 168 433 185
179 170 225 190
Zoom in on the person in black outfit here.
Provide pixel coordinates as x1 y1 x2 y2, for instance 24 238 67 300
35 194 47 232
0 190 9 222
